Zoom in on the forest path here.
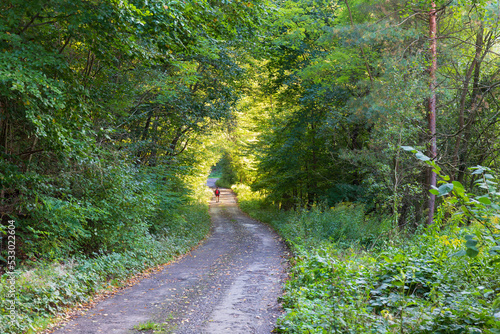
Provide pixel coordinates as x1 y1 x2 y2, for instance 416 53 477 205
52 179 288 334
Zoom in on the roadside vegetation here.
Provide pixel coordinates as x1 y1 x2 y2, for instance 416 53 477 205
234 177 500 332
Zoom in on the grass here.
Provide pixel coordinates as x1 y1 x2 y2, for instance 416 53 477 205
134 320 165 331
209 170 222 178
133 313 178 333
232 183 389 249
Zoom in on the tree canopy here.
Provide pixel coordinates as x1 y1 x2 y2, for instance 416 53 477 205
225 0 500 229
0 0 271 258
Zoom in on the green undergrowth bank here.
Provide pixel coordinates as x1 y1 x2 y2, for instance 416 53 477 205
0 202 211 334
233 184 500 333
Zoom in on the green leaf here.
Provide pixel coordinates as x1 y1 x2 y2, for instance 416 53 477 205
466 239 478 248
401 146 416 152
452 181 465 194
466 246 479 257
464 236 479 257
392 280 405 287
477 196 491 205
451 250 466 257
415 152 431 161
437 183 453 196
429 188 439 195
471 166 486 175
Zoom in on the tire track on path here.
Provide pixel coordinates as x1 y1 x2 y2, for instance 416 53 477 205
52 179 288 334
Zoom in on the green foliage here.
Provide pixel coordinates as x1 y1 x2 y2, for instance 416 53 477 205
4 157 192 260
0 0 271 257
0 1 266 330
226 0 500 233
276 231 500 333
134 320 165 332
278 203 385 248
215 152 238 188
209 164 223 179
235 182 500 333
224 0 432 218
0 0 265 318
233 183 389 249
402 146 500 259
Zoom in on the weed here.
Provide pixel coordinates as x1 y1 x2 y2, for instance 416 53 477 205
134 320 164 331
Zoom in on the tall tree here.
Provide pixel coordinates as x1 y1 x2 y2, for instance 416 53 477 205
427 0 438 224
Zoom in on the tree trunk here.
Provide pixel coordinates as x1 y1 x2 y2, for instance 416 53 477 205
308 122 318 209
427 1 437 225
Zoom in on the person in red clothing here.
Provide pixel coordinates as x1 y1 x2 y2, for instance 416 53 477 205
214 187 220 203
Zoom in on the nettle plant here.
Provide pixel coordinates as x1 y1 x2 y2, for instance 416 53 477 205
402 146 500 260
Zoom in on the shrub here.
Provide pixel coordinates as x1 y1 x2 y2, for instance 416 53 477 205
276 229 500 333
233 183 388 249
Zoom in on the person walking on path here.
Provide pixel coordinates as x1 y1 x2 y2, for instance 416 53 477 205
214 187 220 203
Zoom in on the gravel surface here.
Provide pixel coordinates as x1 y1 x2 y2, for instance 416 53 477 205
52 179 289 334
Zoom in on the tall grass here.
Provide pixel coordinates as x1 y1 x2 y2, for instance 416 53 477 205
232 183 390 249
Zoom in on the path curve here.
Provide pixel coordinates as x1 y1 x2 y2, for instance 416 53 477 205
52 179 288 333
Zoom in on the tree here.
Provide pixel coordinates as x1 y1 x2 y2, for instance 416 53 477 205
229 0 500 230
427 0 438 224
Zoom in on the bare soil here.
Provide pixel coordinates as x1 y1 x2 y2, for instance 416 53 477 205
51 179 289 334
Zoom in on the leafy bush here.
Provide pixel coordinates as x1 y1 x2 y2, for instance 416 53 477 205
2 155 212 263
233 183 388 249
215 152 238 188
276 226 500 333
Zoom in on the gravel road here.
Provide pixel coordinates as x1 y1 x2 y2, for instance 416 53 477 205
52 179 288 334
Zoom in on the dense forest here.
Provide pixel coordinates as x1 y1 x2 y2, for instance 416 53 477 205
1 0 500 332
225 0 500 222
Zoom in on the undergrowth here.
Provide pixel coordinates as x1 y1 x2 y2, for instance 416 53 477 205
233 184 391 249
232 183 500 333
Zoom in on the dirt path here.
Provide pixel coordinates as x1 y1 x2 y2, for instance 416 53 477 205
52 179 288 334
